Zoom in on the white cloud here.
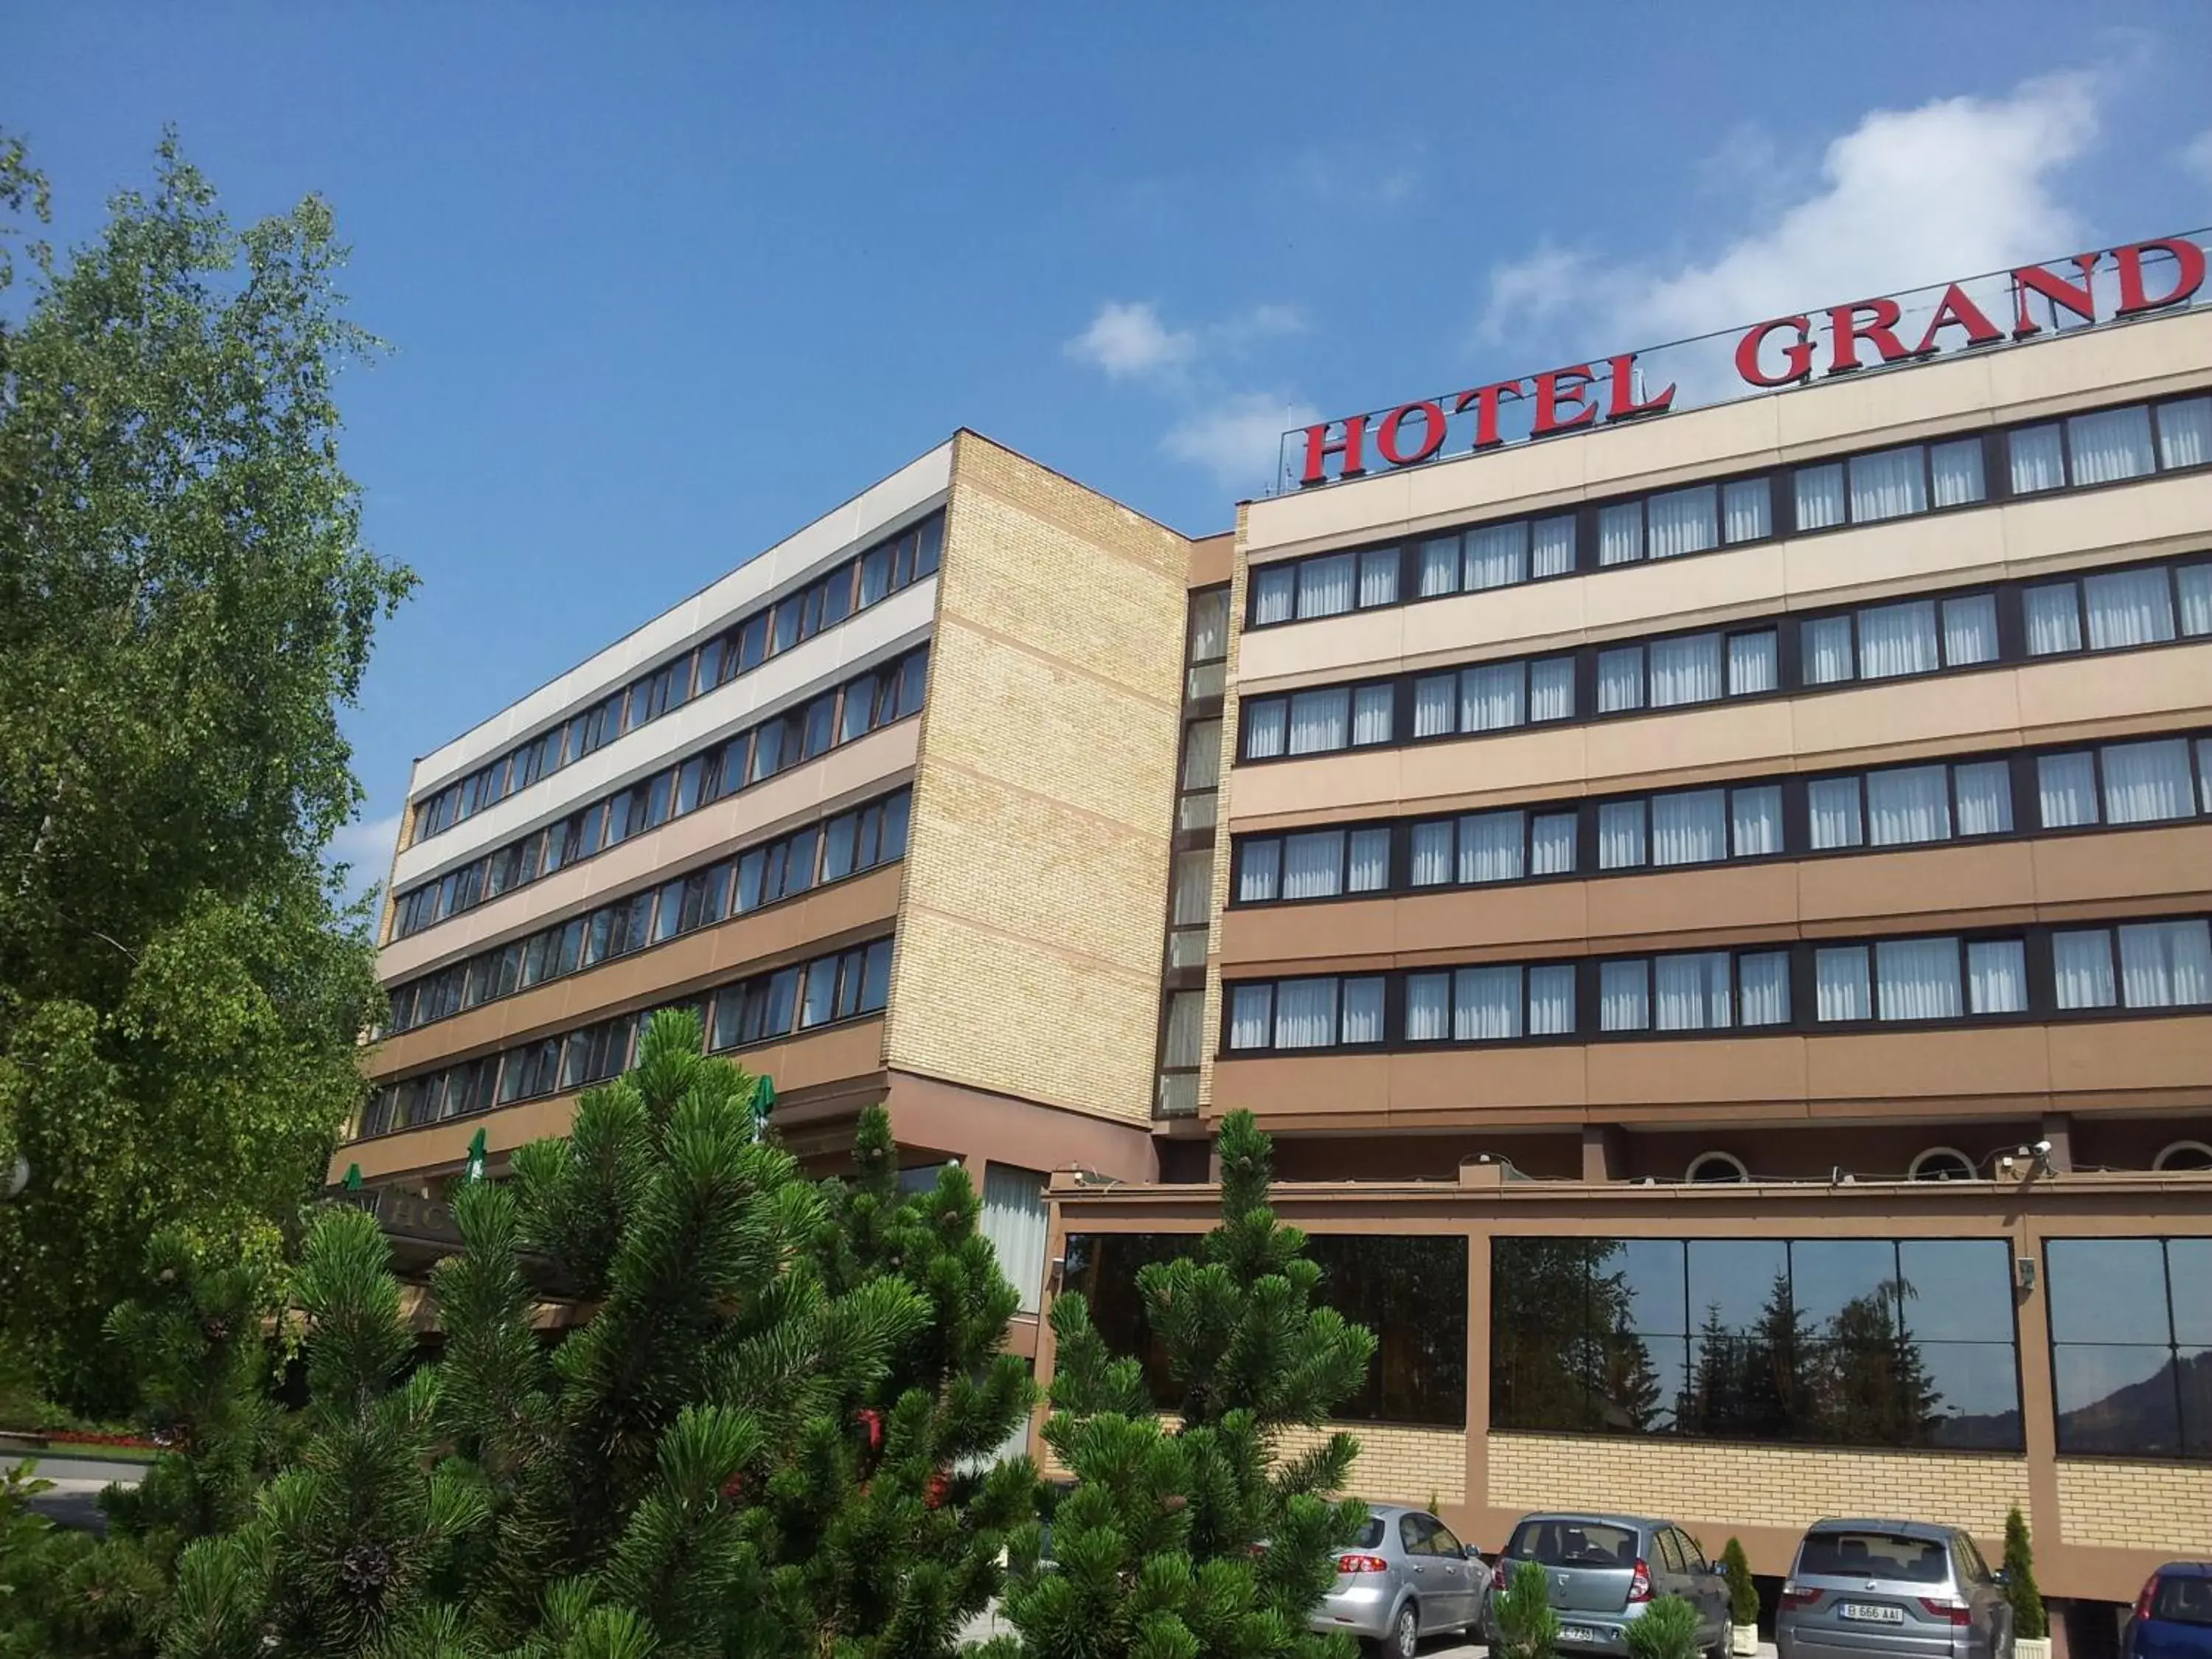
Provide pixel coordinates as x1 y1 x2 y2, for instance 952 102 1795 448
1478 72 2101 356
1064 301 1195 382
2185 129 2212 188
327 810 403 904
1164 392 1321 493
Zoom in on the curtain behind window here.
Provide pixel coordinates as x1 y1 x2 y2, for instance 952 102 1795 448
1273 980 1338 1048
1528 965 1576 1034
1816 947 1872 1021
1253 566 1295 625
1419 537 1459 597
981 1167 1049 1315
2181 566 2212 636
1599 502 1643 566
1413 675 1455 737
1598 801 1646 869
1463 664 1525 731
1532 517 1577 577
1655 952 1731 1030
2067 406 2157 485
1967 941 2028 1014
1652 790 1726 866
1952 763 2014 836
1357 549 1398 608
1723 479 1771 543
2118 921 2212 1008
1280 832 1342 900
1941 594 2000 665
1739 953 1791 1025
1351 686 1394 745
2037 753 2098 828
1877 936 1961 1020
1732 786 1784 855
1531 813 1577 875
1599 961 1649 1031
2101 739 2194 824
1405 973 1450 1040
1849 447 1928 522
1467 523 1527 589
1647 485 1719 558
1930 439 1986 507
2083 567 2175 649
1868 765 1952 845
1455 966 1523 1040
2051 931 2115 1009
2024 584 2082 655
1530 658 1576 721
1287 689 1349 754
1341 978 1386 1042
1796 464 1846 529
1857 599 1940 678
1649 633 1723 706
1728 631 1778 695
1239 839 1280 902
2009 425 2066 493
2160 397 2212 470
1299 554 1355 619
1228 985 1273 1047
1348 830 1390 893
1243 700 1286 759
1461 812 1525 883
1410 823 1453 886
1803 616 1854 684
1598 647 1644 712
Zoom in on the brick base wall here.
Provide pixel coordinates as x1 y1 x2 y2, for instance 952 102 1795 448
2056 1459 2212 1552
1040 1418 1466 1509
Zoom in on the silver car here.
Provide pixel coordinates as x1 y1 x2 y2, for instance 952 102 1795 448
1312 1503 1492 1658
1485 1512 1731 1658
1777 1520 2013 1659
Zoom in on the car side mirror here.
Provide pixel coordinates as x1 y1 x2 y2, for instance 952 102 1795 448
1464 1544 1484 1559
1994 1568 2010 1587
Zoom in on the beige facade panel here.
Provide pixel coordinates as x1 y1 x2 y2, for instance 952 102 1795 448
1243 307 2212 561
886 434 1192 1124
366 863 905 1080
341 1015 888 1182
378 722 918 981
1226 648 2212 829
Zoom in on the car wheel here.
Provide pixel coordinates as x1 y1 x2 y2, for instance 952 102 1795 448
1386 1601 1419 1659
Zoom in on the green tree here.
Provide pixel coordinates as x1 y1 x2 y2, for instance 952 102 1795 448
0 130 411 1412
1492 1559 1559 1659
999 1109 1376 1659
1719 1538 1757 1628
1812 1285 1941 1448
2001 1506 2046 1641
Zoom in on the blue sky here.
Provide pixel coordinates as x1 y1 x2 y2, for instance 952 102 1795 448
7 4 2211 898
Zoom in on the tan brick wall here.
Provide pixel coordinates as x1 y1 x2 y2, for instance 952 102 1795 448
2057 1459 2212 1553
1489 1433 2029 1537
887 434 1192 1122
1041 1417 1465 1509
1196 501 1251 1113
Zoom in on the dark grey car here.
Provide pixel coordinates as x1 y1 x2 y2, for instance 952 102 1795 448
1776 1520 2012 1659
1486 1512 1731 1658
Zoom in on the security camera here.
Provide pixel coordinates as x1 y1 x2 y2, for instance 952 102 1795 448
2032 1139 2052 1158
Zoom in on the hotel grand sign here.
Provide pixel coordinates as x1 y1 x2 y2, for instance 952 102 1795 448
1285 232 2211 490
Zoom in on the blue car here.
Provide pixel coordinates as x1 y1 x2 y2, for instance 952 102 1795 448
2128 1564 2212 1659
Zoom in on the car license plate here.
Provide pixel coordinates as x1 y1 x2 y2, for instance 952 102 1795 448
1560 1627 1601 1645
1840 1604 1905 1624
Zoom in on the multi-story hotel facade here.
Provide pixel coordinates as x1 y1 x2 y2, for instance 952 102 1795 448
341 241 2212 1638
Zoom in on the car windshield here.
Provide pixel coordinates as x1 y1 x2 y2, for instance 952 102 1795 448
1798 1531 1950 1583
1507 1520 1639 1568
1353 1517 1385 1549
2152 1577 2212 1627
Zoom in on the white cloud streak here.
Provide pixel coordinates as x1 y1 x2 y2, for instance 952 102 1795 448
1164 392 1321 493
1065 301 1195 382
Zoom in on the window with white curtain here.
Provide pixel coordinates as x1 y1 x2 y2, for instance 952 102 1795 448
1287 688 1349 755
2101 738 2195 824
1850 446 1928 522
1341 976 1386 1043
1598 646 1644 712
1816 946 1873 1021
2052 931 2116 1009
1876 936 1963 1020
2024 582 2083 655
1467 522 1527 589
1655 952 1732 1030
2037 752 2099 828
1252 566 1295 625
1243 699 1287 759
1413 675 1455 737
1238 838 1281 902
1280 832 1343 900
1357 549 1399 608
2183 565 2212 637
1529 965 1576 1034
1599 501 1644 566
1419 536 1459 597
1651 790 1726 866
1298 554 1356 619
1228 984 1273 1048
1411 822 1453 886
1170 851 1212 926
1728 630 1779 695
2160 397 2212 470
1348 829 1390 893
1868 765 1952 846
1930 439 1987 507
2084 566 2175 650
1723 479 1772 543
1530 658 1576 721
1809 776 1865 849
1405 973 1450 1040
980 1166 1049 1314
1648 485 1719 558
2009 424 2067 494
1941 594 2000 666
1455 965 1523 1040
1796 463 1846 530
1649 633 1723 707
1532 517 1576 577
1463 662 1525 731
1181 719 1222 792
2117 920 2212 1009
1599 960 1649 1031
1531 813 1577 875
1188 589 1230 664
1803 615 1855 685
1857 599 1941 679
1732 786 1784 855
1953 762 2014 836
1461 811 1524 883
1967 940 2027 1014
2202 739 2212 815
1598 800 1646 870
1351 685 1394 746
1739 952 1791 1025
1273 978 1339 1048
2067 406 2157 485
1161 990 1205 1070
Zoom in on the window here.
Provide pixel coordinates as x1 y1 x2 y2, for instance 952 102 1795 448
1492 1235 2020 1447
2026 560 2211 658
2154 1141 2212 1172
2047 1238 2212 1458
2054 920 2212 1010
1686 1152 1749 1183
1225 975 1385 1051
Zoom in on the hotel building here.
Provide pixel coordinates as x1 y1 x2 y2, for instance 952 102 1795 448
341 254 2212 1636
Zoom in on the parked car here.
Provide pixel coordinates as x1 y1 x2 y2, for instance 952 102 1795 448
2126 1563 2212 1659
1312 1503 1492 1658
1484 1512 1731 1658
1775 1519 2011 1659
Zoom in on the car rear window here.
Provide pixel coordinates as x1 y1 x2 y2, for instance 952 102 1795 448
2152 1577 2212 1627
1354 1517 1385 1550
1507 1520 1639 1568
1798 1531 1950 1583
